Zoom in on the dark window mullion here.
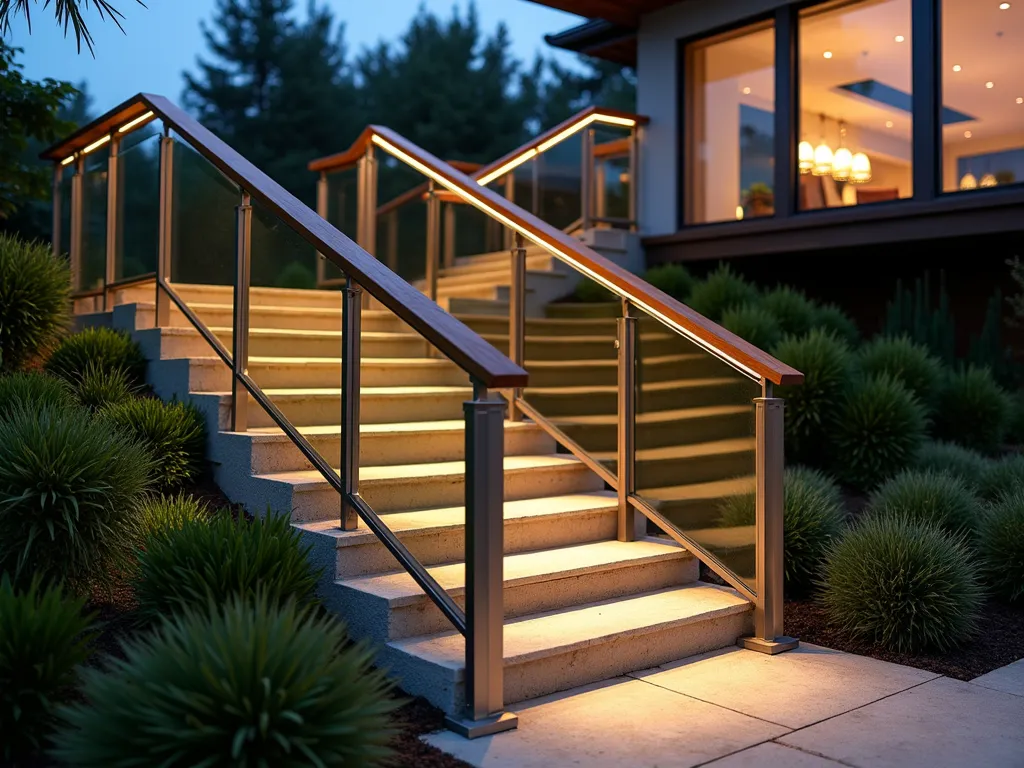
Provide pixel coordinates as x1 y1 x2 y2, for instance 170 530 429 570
911 0 940 201
774 5 799 219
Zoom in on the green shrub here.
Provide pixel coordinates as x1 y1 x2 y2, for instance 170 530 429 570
721 304 782 351
717 466 844 594
0 575 95 761
822 515 982 653
1006 389 1024 445
857 335 943 409
0 405 153 589
74 363 138 411
759 286 817 337
0 233 70 372
833 375 927 490
772 329 853 467
913 441 988 492
0 371 74 419
811 303 860 346
643 263 694 301
45 327 147 389
979 454 1024 501
865 469 982 537
978 490 1024 602
933 366 1011 455
574 277 614 303
136 494 211 538
275 261 316 289
687 264 759 322
136 511 320 619
53 596 397 767
101 398 206 491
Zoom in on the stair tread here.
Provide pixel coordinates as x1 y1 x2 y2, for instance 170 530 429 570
388 583 750 668
526 376 741 396
593 436 755 463
298 491 616 541
207 385 471 398
522 352 700 369
639 475 756 502
339 538 689 604
683 525 756 550
187 355 456 368
551 403 750 427
244 419 539 440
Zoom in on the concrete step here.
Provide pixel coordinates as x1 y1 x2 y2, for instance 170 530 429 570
432 263 556 291
114 281 344 310
486 331 680 362
298 491 619 580
383 582 752 714
216 419 554 474
333 538 697 642
250 453 605 521
545 302 621 319
456 314 617 339
597 437 756 489
524 377 752 417
451 244 551 270
439 251 555 279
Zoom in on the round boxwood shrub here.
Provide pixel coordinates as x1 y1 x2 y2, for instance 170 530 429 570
136 511 320 619
811 303 860 347
717 466 845 594
978 490 1024 602
643 263 694 301
832 374 927 491
933 366 1011 455
979 454 1024 501
101 398 206 491
45 327 147 389
136 493 211 538
0 405 154 589
772 329 853 467
721 304 782 351
759 286 817 337
0 371 74 420
53 596 398 767
0 575 95 762
857 335 943 409
0 233 70 372
74 363 138 411
914 441 988 492
865 469 982 537
687 264 759 322
821 515 982 653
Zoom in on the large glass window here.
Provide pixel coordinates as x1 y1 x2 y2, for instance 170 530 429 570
685 22 775 224
942 0 1024 192
799 0 913 210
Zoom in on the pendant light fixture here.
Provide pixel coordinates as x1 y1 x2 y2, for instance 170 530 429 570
798 140 815 174
959 172 978 190
980 173 998 187
812 114 834 176
831 121 853 182
850 152 873 184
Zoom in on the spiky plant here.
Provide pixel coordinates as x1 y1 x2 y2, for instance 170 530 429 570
979 454 1024 502
136 493 211 538
721 304 782 351
0 234 70 372
832 374 927 491
53 596 398 767
643 263 694 302
0 370 74 420
100 398 206 491
821 515 982 653
135 511 320 619
45 327 147 389
866 469 982 538
74 362 138 411
933 366 1012 455
0 405 154 589
978 489 1024 602
811 303 860 346
857 335 944 410
759 286 818 337
687 264 759 322
914 441 989 493
0 575 95 761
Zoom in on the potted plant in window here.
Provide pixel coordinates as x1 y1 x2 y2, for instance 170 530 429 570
743 182 774 217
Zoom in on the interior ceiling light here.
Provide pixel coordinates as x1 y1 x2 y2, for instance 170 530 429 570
894 35 905 42
999 2 1010 9
986 81 995 89
742 86 751 94
953 64 962 71
886 120 894 128
1017 97 1023 104
965 130 973 138
823 50 833 59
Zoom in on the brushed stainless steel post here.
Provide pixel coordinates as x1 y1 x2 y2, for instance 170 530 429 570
531 155 540 216
581 127 594 231
70 156 84 294
508 234 526 422
628 127 640 232
502 173 515 250
742 381 798 655
425 181 440 303
443 203 456 269
316 171 328 286
363 146 377 257
231 190 252 433
155 130 174 327
104 135 119 310
594 160 607 223
446 381 518 739
340 278 363 531
51 164 63 259
617 299 639 542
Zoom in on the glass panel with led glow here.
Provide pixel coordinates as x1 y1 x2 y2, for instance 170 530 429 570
799 0 913 210
115 130 160 281
79 148 109 292
942 0 1024 192
685 22 775 224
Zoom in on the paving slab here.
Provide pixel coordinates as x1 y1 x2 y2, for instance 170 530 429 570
424 677 788 768
632 643 938 728
704 742 843 767
971 658 1024 698
780 676 1024 768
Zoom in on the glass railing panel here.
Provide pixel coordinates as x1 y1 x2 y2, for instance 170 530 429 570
58 164 74 259
444 200 504 264
512 158 536 214
536 132 583 231
379 195 427 284
115 129 161 281
632 309 761 591
78 148 109 292
320 168 356 285
251 198 318 290
596 155 630 225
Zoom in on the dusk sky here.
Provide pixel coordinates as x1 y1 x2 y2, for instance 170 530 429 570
6 0 583 111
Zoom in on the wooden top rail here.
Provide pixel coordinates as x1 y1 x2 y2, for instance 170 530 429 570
312 125 802 386
42 94 528 389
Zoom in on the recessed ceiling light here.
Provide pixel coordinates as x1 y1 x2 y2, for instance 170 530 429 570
742 86 751 94
894 35 905 42
965 130 973 138
1017 97 1023 104
886 120 894 128
823 50 833 59
999 2 1010 9
952 64 962 72
987 81 995 88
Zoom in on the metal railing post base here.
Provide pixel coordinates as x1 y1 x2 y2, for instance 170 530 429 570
444 711 518 740
739 635 799 655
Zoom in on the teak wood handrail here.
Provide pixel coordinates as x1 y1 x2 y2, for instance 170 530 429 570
44 94 528 389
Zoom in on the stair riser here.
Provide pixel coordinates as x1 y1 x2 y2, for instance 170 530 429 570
525 356 739 389
559 412 753 453
632 450 755 490
527 382 751 418
140 328 427 361
125 303 406 334
115 283 346 310
489 335 683 362
545 302 620 319
434 262 555 289
442 252 554 278
458 317 616 339
334 555 698 642
224 391 470 429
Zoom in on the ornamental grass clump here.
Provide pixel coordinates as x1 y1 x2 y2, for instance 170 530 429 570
45 326 147 389
135 511 320 619
721 304 782 351
977 490 1024 603
759 286 818 337
0 575 95 762
857 335 944 409
933 366 1012 455
0 370 74 420
821 515 982 653
74 363 138 411
811 303 859 346
687 264 759 322
53 596 398 768
979 454 1024 501
865 469 982 539
136 493 211 539
913 441 989 493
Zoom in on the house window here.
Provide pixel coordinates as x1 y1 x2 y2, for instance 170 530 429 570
798 0 913 210
684 21 775 224
941 0 1024 192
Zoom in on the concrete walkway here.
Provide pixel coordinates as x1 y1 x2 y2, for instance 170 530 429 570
425 644 1024 767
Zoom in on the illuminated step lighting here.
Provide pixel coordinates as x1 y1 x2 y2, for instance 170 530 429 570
119 110 155 133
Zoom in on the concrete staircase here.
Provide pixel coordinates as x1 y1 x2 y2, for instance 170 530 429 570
88 257 754 715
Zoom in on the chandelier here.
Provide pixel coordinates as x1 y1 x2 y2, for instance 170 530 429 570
798 115 872 184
